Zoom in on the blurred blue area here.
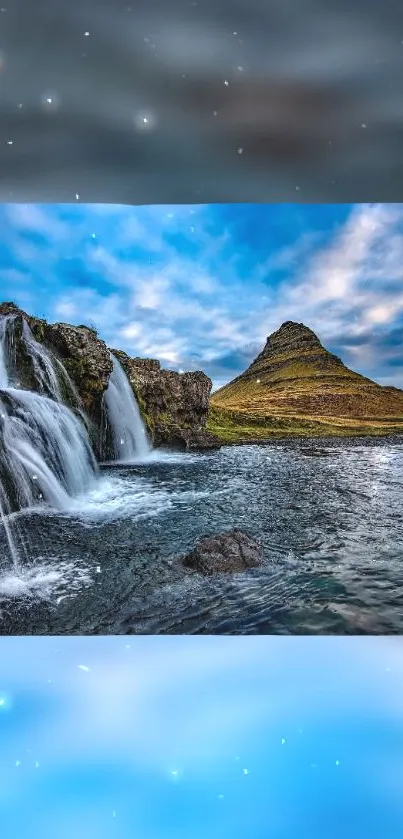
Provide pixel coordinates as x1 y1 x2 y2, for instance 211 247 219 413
0 636 402 838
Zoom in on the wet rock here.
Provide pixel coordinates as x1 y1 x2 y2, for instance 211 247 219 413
0 302 113 456
0 303 221 457
299 447 331 457
41 321 112 456
156 428 221 452
181 528 263 575
112 350 221 451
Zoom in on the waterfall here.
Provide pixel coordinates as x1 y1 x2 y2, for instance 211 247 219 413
0 314 98 532
102 353 151 462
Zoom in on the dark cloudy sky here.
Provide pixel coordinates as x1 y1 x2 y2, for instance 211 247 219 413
1 0 403 203
0 201 402 390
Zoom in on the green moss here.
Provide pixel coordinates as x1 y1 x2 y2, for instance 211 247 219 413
134 390 155 433
157 411 172 426
30 321 46 342
63 357 84 378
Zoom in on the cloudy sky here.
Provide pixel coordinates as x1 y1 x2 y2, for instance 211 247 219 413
0 202 402 389
0 635 403 839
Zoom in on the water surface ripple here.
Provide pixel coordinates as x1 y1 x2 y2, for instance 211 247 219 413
0 438 402 635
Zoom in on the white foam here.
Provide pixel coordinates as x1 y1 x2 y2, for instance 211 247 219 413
66 475 174 522
0 560 92 601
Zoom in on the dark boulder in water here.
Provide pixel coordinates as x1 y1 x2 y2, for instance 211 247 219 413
298 447 332 457
181 528 263 575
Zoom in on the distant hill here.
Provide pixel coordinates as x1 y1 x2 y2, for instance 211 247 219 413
208 321 403 441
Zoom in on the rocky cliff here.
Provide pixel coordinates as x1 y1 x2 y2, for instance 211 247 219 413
112 350 220 450
0 301 113 456
0 302 220 455
209 320 403 441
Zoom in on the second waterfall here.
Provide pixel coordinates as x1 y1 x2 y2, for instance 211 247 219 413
102 354 151 463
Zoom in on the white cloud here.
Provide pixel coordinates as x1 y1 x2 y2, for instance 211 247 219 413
0 268 30 286
134 276 169 310
5 204 68 241
3 201 403 387
79 203 403 384
252 204 403 350
54 300 78 320
120 322 143 340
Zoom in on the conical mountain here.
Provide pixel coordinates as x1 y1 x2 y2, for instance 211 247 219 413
209 321 403 437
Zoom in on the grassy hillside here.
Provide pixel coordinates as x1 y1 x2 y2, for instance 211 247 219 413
208 321 403 443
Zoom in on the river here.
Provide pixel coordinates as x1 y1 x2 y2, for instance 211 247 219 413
0 437 402 635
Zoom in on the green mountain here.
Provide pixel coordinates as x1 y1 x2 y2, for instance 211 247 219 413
208 321 403 442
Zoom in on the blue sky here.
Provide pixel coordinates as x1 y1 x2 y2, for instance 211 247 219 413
0 636 402 839
0 202 402 389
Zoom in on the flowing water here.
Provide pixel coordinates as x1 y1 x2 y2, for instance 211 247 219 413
102 353 151 463
1 313 403 636
0 313 156 607
0 436 403 636
0 316 97 520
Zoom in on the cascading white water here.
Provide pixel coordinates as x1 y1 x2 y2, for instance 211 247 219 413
0 494 21 566
103 353 151 462
0 314 98 532
21 318 62 399
0 389 97 509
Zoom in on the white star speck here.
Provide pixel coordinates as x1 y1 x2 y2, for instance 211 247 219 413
134 111 157 132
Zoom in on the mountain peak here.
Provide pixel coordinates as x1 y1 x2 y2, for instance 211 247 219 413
256 321 322 366
279 320 308 329
272 320 321 340
210 320 403 437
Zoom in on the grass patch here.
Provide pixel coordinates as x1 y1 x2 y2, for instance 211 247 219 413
207 405 403 444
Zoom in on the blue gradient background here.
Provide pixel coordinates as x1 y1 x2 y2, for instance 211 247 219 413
0 636 402 838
